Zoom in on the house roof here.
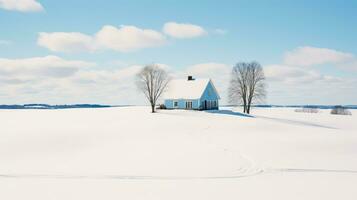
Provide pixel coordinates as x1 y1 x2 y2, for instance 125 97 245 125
163 78 219 99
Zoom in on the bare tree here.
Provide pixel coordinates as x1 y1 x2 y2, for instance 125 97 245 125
228 61 266 114
136 64 170 113
228 63 249 113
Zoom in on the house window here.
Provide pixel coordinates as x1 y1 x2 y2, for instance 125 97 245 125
174 101 178 107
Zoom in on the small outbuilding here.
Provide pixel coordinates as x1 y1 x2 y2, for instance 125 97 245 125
163 76 220 110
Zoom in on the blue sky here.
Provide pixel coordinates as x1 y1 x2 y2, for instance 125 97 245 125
0 0 357 105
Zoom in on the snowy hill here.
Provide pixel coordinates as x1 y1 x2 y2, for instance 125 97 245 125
1 106 356 200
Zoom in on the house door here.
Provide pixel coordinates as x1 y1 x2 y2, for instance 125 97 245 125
204 100 207 110
186 101 192 109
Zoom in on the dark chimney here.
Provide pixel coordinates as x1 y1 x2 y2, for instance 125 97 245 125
188 76 194 81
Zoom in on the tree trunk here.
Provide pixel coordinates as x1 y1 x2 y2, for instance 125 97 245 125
243 98 247 113
247 95 253 114
151 104 155 113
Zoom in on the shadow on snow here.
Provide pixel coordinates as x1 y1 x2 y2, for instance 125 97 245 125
255 116 337 130
205 109 254 118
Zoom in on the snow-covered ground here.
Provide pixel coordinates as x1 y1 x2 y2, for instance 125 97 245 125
1 106 356 200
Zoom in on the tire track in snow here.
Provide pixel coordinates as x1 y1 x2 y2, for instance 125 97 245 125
1 168 357 180
0 153 264 180
1 149 355 180
0 172 264 180
268 168 357 174
1 167 356 180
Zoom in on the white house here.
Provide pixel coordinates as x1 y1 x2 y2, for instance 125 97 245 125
163 76 220 110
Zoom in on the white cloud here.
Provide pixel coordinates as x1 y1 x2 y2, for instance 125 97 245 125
95 25 166 52
163 22 207 39
264 64 330 84
0 0 44 12
264 64 355 105
154 48 355 105
0 55 95 79
0 56 356 105
284 46 354 66
0 59 231 105
264 46 357 104
71 65 141 86
38 22 210 53
66 66 143 104
182 62 356 105
2 44 356 105
0 56 144 104
38 25 167 53
38 32 95 53
338 61 357 72
0 55 94 69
